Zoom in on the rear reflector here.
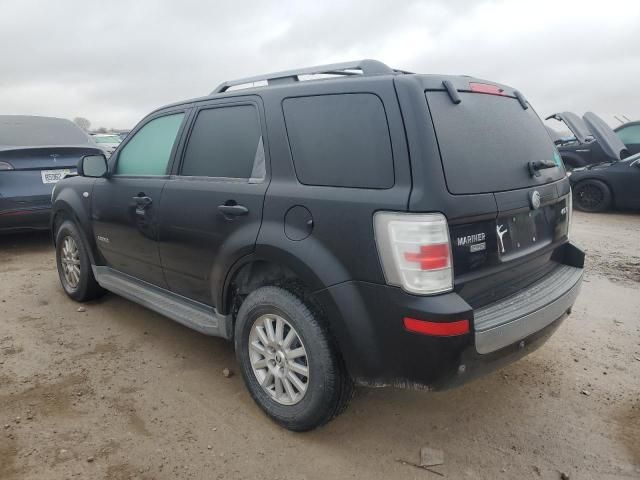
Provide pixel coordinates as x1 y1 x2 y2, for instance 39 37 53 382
469 82 505 96
403 317 470 336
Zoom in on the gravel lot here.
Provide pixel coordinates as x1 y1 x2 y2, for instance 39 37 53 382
1 211 639 480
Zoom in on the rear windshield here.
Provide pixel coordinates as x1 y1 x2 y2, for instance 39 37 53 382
0 116 92 147
426 92 564 194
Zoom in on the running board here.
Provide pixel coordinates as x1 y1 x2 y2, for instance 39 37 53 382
92 266 231 339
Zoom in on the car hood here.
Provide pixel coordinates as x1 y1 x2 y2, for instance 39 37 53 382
582 112 629 161
545 112 592 144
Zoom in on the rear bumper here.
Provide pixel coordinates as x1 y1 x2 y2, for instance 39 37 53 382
0 205 51 232
313 243 584 389
474 263 583 354
0 188 53 232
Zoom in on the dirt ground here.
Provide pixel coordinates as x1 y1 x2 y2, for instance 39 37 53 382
1 211 639 480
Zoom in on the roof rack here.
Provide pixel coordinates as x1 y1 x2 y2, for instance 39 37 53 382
211 59 404 94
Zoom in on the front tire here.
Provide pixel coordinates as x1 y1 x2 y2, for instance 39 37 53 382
234 286 353 431
573 179 612 212
55 220 105 301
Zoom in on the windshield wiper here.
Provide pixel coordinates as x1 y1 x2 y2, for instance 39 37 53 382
528 160 557 177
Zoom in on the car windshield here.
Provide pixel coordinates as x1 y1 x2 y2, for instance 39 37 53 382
93 135 121 144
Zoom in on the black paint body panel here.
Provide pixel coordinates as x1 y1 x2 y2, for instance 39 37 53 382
51 67 584 388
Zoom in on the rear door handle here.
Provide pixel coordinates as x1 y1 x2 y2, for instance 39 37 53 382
133 195 152 215
134 196 153 206
218 204 249 217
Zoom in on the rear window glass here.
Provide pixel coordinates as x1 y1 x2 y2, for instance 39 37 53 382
426 92 563 194
0 115 91 147
283 94 394 188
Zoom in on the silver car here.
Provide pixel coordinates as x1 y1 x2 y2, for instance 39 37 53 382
91 134 121 157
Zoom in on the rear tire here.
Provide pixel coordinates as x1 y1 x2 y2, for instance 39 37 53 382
573 179 612 212
55 220 105 302
234 286 353 431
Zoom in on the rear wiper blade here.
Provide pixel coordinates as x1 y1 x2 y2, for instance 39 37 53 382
528 160 557 177
442 80 461 104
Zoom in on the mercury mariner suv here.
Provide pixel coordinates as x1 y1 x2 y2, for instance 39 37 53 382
51 60 584 431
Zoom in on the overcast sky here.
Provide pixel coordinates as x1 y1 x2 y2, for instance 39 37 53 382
1 0 638 129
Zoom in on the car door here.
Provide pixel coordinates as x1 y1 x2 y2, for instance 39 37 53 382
91 110 189 287
630 159 640 207
615 123 640 155
612 158 640 208
158 98 269 306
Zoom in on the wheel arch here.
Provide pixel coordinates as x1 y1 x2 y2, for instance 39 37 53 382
219 250 330 317
573 176 615 197
51 194 101 266
572 176 616 208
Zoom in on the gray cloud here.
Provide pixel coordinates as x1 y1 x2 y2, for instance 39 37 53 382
0 0 638 128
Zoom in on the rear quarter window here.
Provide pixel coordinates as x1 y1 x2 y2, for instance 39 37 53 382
283 93 394 189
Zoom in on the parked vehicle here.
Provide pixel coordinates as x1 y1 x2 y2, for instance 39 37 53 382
51 60 584 431
614 120 640 156
90 133 121 157
570 112 640 211
546 112 638 170
116 131 130 142
0 115 102 233
545 112 608 170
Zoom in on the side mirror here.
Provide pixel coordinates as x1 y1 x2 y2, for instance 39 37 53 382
78 154 108 178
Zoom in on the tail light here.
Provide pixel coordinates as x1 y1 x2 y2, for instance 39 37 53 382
374 212 453 295
0 161 14 170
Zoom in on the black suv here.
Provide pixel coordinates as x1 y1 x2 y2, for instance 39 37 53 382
51 60 584 431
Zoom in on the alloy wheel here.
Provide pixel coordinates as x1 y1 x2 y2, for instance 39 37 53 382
60 236 81 289
248 314 310 406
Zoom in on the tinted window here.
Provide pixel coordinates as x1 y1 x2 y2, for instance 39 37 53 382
617 124 640 144
116 113 184 175
283 94 394 188
181 105 263 179
426 91 562 194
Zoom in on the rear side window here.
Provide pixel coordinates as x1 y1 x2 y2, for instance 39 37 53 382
116 113 184 175
181 105 264 179
283 94 394 188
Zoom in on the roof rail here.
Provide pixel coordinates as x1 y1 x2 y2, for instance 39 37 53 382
211 59 400 94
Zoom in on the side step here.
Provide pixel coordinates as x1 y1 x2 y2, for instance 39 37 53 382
92 266 231 339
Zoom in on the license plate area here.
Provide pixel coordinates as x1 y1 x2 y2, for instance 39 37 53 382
497 199 567 260
41 169 74 184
